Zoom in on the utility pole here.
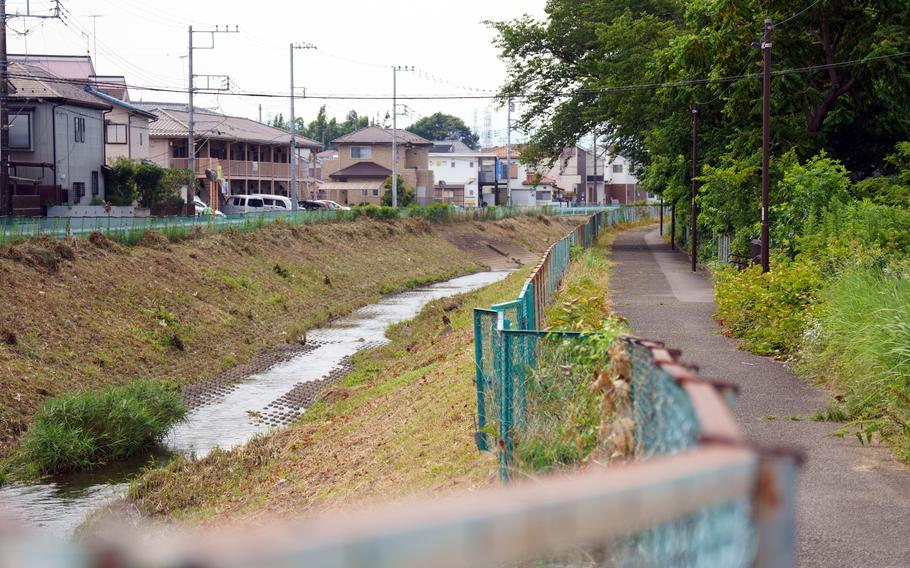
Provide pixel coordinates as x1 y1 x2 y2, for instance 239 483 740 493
761 18 772 273
391 65 413 208
0 0 61 216
690 107 699 272
289 42 316 211
506 99 513 206
187 25 238 215
0 0 9 216
671 201 676 251
660 196 664 235
88 14 102 68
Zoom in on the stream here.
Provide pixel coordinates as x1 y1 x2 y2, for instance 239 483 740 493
0 270 510 539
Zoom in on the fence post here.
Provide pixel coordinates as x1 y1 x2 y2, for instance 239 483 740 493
755 452 800 568
498 328 513 482
473 311 489 452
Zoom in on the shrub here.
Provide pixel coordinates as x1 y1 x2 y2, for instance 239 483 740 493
714 259 823 356
798 269 910 462
380 175 416 207
355 204 399 220
409 202 455 223
4 380 187 479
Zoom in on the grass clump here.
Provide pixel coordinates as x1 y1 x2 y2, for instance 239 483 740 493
3 380 186 480
799 268 910 461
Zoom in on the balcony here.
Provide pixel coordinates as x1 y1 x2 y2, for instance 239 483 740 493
168 158 310 179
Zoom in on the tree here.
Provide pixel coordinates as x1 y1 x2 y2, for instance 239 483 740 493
381 175 416 207
406 113 479 149
490 0 910 222
296 106 374 147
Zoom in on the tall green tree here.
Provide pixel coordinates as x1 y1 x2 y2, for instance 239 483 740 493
406 113 480 149
491 0 910 232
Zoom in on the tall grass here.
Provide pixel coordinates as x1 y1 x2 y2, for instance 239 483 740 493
3 380 187 480
800 268 910 461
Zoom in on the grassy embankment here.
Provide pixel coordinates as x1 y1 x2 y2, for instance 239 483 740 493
128 221 635 523
0 215 581 463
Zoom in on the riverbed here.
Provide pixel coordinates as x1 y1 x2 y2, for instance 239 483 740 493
0 270 510 538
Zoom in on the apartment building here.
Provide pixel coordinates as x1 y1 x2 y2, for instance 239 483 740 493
140 103 321 206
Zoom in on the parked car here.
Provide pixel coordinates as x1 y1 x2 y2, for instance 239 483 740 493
299 200 329 210
317 200 351 211
223 194 292 214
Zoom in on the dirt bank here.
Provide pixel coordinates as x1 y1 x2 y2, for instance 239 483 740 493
0 215 580 458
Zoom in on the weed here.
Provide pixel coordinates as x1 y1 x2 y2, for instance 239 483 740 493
3 380 186 479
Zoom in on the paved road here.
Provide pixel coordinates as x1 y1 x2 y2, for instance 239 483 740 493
610 227 910 568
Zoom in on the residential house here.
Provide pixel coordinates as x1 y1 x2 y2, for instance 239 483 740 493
10 55 157 163
4 61 111 214
321 126 433 205
538 145 644 205
138 103 321 206
428 140 496 207
480 145 557 207
601 152 646 204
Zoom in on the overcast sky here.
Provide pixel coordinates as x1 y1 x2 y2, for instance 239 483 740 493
6 0 547 145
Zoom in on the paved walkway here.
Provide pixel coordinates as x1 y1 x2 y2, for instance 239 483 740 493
610 227 910 568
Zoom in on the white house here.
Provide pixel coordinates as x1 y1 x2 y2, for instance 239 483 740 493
429 140 493 207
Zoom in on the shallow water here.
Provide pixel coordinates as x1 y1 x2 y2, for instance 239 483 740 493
0 271 510 539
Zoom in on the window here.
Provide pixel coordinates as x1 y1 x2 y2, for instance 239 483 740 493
262 198 275 206
372 189 379 196
350 146 371 159
91 171 99 196
9 112 31 149
139 132 145 146
612 164 623 174
73 182 86 201
74 117 86 143
247 198 264 208
451 161 455 168
469 161 474 168
105 123 127 144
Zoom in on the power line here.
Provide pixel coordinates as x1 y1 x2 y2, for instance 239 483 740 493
773 0 822 29
3 49 909 102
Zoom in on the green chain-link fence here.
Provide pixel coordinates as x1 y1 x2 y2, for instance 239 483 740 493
472 208 801 566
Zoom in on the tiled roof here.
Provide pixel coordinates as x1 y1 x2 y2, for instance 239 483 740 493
7 62 111 109
481 145 522 159
332 126 431 145
430 140 476 154
329 161 393 179
144 106 322 149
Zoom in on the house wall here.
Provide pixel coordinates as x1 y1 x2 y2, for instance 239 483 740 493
104 108 151 162
9 103 55 186
9 102 106 205
149 138 170 168
54 105 106 204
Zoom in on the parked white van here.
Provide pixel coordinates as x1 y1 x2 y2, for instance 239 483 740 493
223 194 293 214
